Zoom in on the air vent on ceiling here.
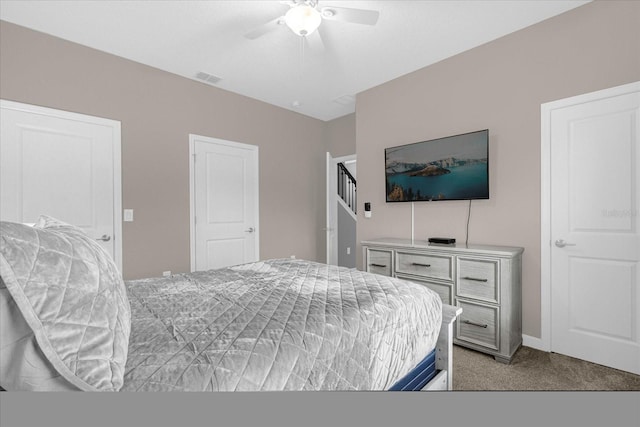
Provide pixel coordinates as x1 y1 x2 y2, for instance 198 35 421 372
333 94 355 106
195 71 222 84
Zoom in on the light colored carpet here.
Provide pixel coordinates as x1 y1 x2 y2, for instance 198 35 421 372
452 345 640 391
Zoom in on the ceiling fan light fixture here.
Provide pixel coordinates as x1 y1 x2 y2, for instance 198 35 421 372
284 4 322 36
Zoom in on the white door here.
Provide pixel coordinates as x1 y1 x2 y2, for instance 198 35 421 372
190 135 259 271
326 152 338 265
0 100 122 271
544 82 640 374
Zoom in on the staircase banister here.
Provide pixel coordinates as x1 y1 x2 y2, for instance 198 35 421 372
337 162 356 185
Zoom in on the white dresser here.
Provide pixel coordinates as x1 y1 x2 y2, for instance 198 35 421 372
362 238 524 363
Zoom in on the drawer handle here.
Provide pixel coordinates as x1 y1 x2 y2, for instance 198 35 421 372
462 319 488 328
462 276 488 282
411 262 431 267
370 263 387 268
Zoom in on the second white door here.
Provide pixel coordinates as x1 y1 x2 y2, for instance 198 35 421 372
190 135 259 271
546 82 640 374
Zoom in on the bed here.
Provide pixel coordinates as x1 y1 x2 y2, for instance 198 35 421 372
0 216 461 392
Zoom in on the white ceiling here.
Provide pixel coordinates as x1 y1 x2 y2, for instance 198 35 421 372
0 0 590 121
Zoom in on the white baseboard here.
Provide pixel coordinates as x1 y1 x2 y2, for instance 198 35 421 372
522 334 547 351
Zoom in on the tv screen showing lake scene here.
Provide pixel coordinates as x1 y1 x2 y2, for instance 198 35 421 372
385 129 489 202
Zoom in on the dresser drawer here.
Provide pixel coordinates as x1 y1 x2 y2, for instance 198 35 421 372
396 251 453 281
456 299 499 350
366 248 393 277
457 257 499 303
397 274 453 305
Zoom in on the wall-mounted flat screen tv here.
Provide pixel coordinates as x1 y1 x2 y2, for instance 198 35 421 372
385 129 489 202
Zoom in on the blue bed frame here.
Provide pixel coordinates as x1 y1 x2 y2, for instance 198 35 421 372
389 349 438 391
389 304 462 391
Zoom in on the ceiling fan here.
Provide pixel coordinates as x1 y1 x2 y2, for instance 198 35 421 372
244 0 380 48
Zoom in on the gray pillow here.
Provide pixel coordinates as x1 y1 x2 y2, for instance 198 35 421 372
0 216 131 391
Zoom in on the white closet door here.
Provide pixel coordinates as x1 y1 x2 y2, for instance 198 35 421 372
190 135 259 271
0 100 122 271
548 83 640 375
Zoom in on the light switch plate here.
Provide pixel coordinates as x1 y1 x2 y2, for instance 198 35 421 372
124 209 134 222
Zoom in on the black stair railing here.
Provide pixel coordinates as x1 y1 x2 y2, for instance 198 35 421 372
337 162 357 215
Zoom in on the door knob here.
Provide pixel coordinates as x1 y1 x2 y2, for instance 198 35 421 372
245 227 255 233
96 234 111 242
554 239 576 248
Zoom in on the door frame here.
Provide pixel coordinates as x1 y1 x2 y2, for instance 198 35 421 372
189 134 260 272
0 99 123 272
540 81 640 352
326 152 356 265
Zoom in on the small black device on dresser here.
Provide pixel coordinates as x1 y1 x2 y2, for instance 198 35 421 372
428 237 456 245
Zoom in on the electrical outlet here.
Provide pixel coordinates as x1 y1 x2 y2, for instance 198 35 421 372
162 271 171 277
347 247 351 255
290 255 296 259
124 209 134 222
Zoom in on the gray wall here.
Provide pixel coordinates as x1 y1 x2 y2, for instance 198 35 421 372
0 20 327 280
337 202 356 268
355 0 640 339
325 113 356 158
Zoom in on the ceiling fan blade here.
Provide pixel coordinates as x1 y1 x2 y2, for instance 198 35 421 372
320 6 379 26
244 16 285 40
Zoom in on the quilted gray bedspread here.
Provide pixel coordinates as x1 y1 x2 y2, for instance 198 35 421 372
121 259 442 391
